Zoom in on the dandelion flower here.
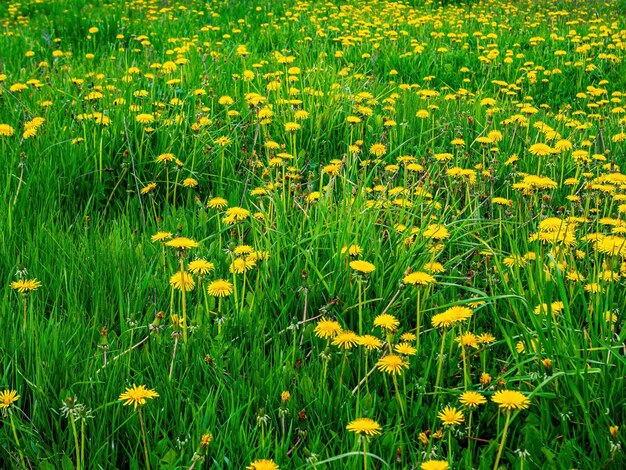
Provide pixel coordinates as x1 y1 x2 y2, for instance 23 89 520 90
358 335 383 350
369 143 386 157
207 197 228 210
491 390 530 411
459 391 487 408
188 259 215 275
165 237 199 250
420 460 449 470
394 342 417 356
332 331 359 350
346 417 382 436
432 306 473 328
314 318 342 339
207 279 234 297
376 354 408 375
437 406 464 426
10 279 42 293
201 433 213 447
350 260 376 274
423 224 449 240
403 271 436 286
373 313 399 331
169 272 195 291
247 459 279 470
118 384 159 410
0 390 20 408
151 232 172 242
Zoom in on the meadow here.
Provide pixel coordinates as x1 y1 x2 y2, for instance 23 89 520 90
1 0 626 468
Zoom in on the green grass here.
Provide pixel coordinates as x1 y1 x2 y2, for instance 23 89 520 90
1 0 626 468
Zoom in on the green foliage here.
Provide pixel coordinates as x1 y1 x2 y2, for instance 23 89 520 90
1 0 626 469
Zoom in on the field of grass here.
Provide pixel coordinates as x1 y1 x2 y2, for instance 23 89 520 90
1 0 626 468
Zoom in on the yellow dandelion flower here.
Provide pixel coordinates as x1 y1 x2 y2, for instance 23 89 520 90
247 459 279 470
10 279 42 293
188 259 215 275
491 390 530 410
350 260 376 274
346 417 382 436
118 384 159 410
376 354 409 375
314 318 342 339
403 271 436 286
207 279 234 297
437 406 464 426
0 390 20 408
459 391 487 408
332 331 359 350
169 271 195 291
373 313 399 331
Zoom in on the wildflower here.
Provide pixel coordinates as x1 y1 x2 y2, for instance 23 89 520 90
118 384 159 410
10 279 42 293
459 391 487 408
400 332 416 342
456 332 479 348
0 390 20 408
373 313 399 331
224 207 251 221
207 197 228 210
136 113 155 124
346 418 382 436
0 124 15 136
151 232 172 242
169 272 195 291
394 342 417 356
528 143 553 156
141 183 157 194
188 259 215 275
432 306 473 328
332 331 359 350
229 257 256 274
491 390 531 410
165 237 199 251
341 245 362 257
247 459 279 470
156 153 176 164
358 335 383 350
376 354 409 375
369 143 386 157
423 224 449 240
478 333 496 344
437 406 464 426
350 260 376 274
201 432 213 447
420 460 449 470
183 178 198 188
403 271 436 286
207 279 234 297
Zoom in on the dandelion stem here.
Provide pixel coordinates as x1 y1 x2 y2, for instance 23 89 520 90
81 419 85 469
415 289 422 350
138 408 151 470
493 410 512 470
357 280 363 336
169 336 178 381
22 297 27 331
9 413 26 470
179 259 188 344
70 415 81 470
434 329 448 393
362 438 368 470
338 350 348 392
392 374 405 417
